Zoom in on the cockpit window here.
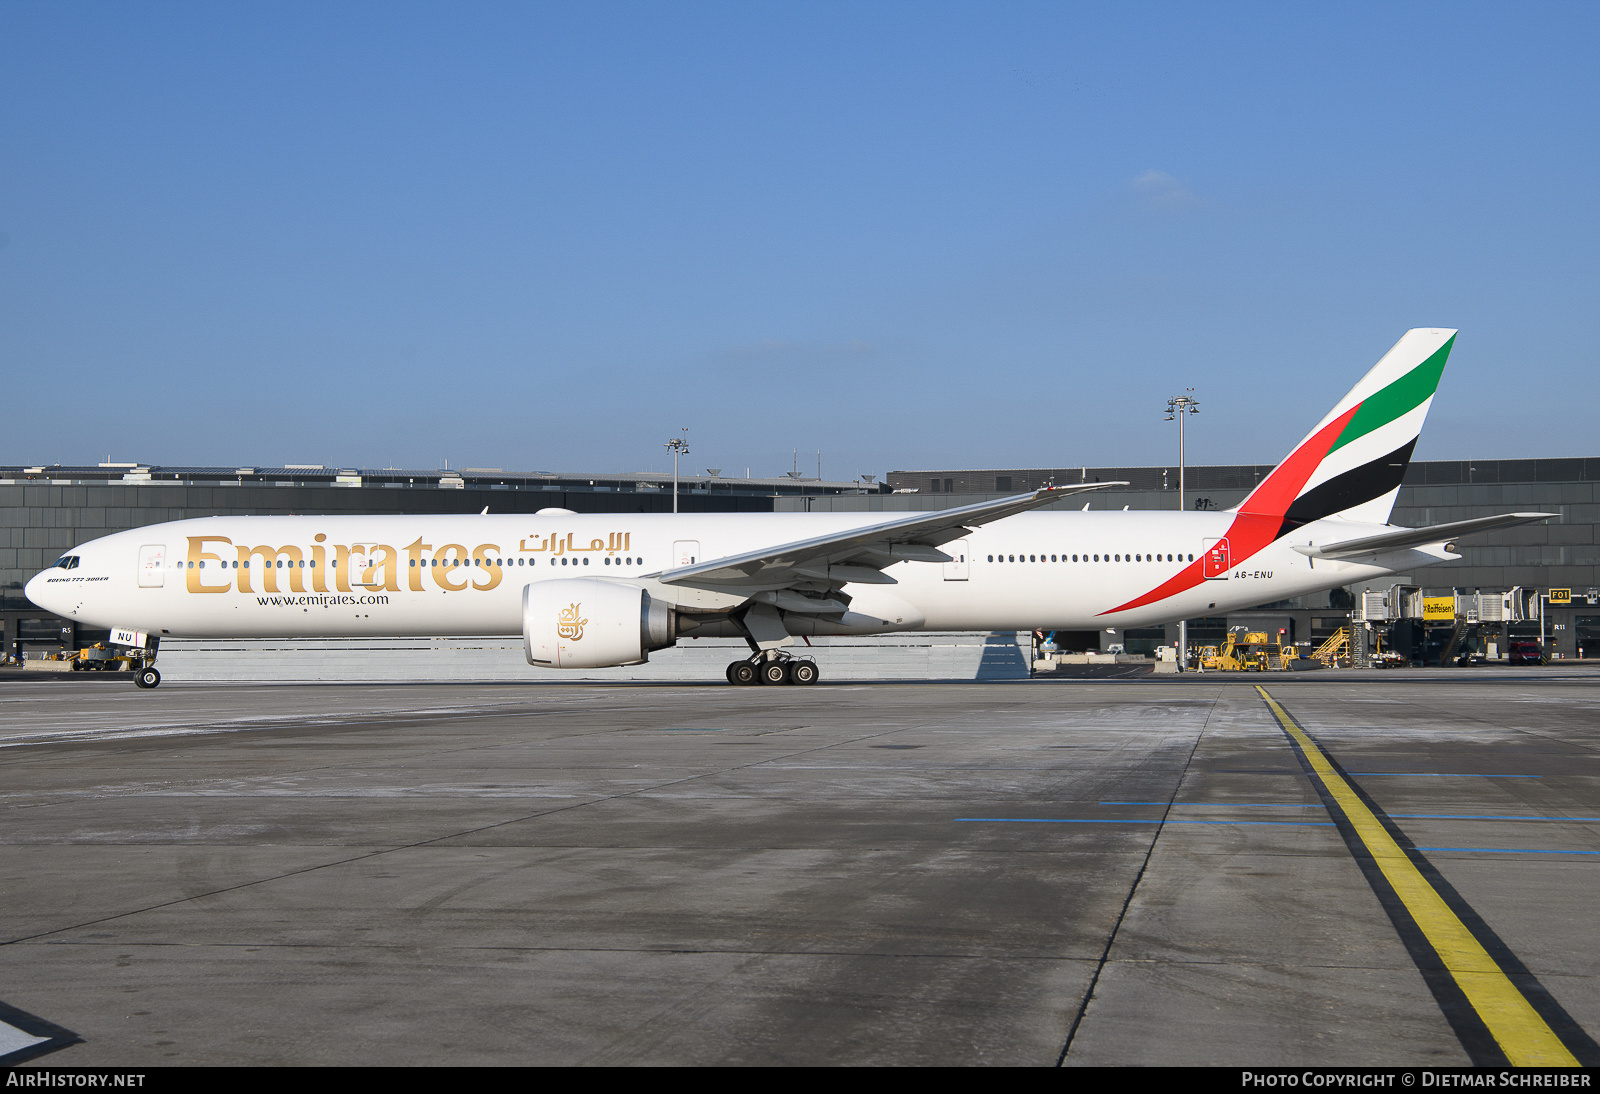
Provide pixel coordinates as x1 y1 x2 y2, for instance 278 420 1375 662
54 556 80 569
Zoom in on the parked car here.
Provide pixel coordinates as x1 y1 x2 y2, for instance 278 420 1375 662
1508 639 1545 665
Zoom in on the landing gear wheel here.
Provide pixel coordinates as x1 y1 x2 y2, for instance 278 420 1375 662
789 660 818 686
758 660 790 686
728 661 758 686
135 667 161 689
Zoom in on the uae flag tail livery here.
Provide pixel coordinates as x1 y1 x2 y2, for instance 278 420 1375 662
1106 328 1481 616
1241 327 1455 534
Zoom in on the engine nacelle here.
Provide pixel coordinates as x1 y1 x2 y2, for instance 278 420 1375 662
523 579 676 669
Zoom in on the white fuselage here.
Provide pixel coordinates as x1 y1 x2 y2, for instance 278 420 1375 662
26 510 1438 642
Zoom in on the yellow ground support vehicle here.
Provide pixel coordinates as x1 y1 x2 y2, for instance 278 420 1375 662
68 643 141 671
1200 631 1300 671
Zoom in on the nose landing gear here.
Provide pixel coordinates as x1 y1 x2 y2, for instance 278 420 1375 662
725 652 818 686
128 637 162 689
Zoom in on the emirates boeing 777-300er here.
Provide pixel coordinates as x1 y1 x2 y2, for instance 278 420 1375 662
27 328 1551 688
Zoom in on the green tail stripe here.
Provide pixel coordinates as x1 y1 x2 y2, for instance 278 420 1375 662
1328 335 1454 454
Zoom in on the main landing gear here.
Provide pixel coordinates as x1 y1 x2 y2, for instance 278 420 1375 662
725 652 819 686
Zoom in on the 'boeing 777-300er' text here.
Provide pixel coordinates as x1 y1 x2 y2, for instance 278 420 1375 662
27 328 1551 688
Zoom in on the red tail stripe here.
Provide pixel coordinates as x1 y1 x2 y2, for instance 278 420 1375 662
1099 404 1359 616
1238 404 1360 517
1103 556 1207 616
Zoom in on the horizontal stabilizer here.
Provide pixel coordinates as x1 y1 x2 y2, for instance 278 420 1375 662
1291 513 1555 560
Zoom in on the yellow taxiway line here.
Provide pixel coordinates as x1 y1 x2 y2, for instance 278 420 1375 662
1255 685 1579 1067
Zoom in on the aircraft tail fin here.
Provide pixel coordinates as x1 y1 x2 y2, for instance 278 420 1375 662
1233 328 1456 535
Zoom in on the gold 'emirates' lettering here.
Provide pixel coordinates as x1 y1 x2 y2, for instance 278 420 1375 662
433 544 469 591
238 544 305 593
334 544 362 593
179 534 613 595
359 545 401 592
311 534 329 593
185 537 232 594
471 544 502 591
405 538 430 592
520 531 631 555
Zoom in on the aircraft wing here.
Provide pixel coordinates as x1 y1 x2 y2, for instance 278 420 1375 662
652 482 1127 596
1290 513 1556 561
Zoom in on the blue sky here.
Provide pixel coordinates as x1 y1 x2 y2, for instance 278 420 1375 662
2 2 1595 478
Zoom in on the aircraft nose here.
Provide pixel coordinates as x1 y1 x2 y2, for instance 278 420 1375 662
24 568 64 613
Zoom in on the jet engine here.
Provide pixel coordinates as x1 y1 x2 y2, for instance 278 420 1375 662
523 579 676 669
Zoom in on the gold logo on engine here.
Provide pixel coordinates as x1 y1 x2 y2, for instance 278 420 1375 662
557 602 587 641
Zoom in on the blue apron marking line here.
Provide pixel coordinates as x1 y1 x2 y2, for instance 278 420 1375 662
1348 773 1543 778
1414 846 1600 856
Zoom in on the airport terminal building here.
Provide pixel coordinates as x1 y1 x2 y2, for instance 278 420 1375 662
4 456 1597 662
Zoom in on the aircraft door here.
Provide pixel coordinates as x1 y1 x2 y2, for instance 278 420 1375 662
138 545 166 588
943 539 970 581
1202 537 1230 579
673 540 700 568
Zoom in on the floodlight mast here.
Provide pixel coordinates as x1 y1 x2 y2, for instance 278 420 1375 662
1165 392 1200 668
664 430 690 514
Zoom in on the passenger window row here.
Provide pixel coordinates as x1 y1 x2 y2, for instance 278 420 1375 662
404 557 646 566
165 556 648 570
542 557 647 567
173 559 313 569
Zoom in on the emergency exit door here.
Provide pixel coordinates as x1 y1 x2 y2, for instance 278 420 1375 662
943 539 970 580
1202 537 1230 579
138 545 166 588
673 540 700 568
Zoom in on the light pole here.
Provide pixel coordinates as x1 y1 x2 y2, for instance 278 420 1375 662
664 430 690 514
1166 391 1200 668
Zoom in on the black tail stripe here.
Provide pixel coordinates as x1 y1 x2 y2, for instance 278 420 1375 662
1274 438 1417 541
